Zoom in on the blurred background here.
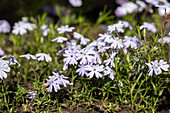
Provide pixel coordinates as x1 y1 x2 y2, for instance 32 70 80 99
0 0 118 25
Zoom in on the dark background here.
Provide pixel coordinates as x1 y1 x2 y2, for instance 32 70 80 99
0 0 117 25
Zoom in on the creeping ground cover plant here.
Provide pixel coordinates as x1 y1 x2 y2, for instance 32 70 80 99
0 0 170 112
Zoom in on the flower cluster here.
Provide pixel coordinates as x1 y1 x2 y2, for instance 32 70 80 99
56 23 143 80
45 72 73 92
115 0 170 17
146 60 169 76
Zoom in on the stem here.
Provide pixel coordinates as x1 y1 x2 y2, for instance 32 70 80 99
2 82 10 113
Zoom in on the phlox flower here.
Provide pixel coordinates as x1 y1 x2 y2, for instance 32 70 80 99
157 5 170 16
136 0 147 12
114 2 138 17
19 53 37 60
12 21 27 35
12 21 36 35
63 48 78 65
123 36 141 49
76 47 95 65
40 24 50 36
45 75 61 92
1 55 20 66
154 60 169 72
93 51 102 64
51 36 68 43
140 22 157 33
73 32 90 45
68 0 82 7
76 65 87 76
145 0 159 6
108 22 124 33
145 60 169 76
57 25 75 34
0 48 4 56
57 74 73 87
119 20 133 30
57 40 80 56
88 40 105 50
0 59 10 80
104 52 116 67
36 53 52 62
110 37 124 49
85 65 104 78
158 37 170 43
26 92 36 99
104 66 115 80
0 20 11 33
116 0 128 4
98 33 113 43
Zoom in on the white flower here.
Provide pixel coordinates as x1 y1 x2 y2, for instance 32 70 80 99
0 59 10 80
40 24 50 36
110 37 123 49
146 60 169 76
0 48 4 56
108 22 124 33
104 66 115 80
19 54 37 60
73 32 90 45
98 33 113 43
57 25 75 34
1 55 20 66
140 22 157 33
68 0 82 7
51 36 68 43
12 21 36 35
36 53 52 62
0 20 11 33
85 65 104 78
12 21 27 35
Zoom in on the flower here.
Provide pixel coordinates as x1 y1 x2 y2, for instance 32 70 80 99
19 53 37 60
108 22 124 33
145 60 169 76
40 24 50 36
12 21 36 35
104 52 116 67
57 25 75 34
118 20 133 30
0 59 10 80
76 65 87 76
63 48 78 65
123 36 141 49
45 72 73 92
26 92 36 99
76 47 95 65
0 48 4 56
1 55 20 66
73 32 90 45
158 36 170 43
114 2 138 17
0 20 11 33
110 37 124 49
104 66 115 80
36 53 52 62
45 75 61 92
157 5 170 16
68 0 82 7
136 0 147 12
98 33 113 43
51 36 68 43
12 21 27 35
140 22 157 33
85 65 104 78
